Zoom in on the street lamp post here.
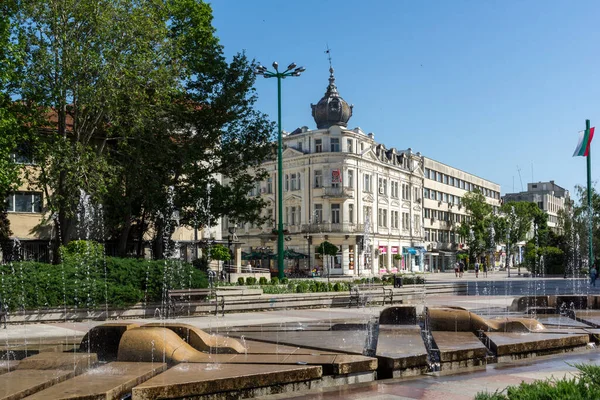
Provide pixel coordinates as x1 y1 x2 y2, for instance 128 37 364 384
255 62 305 280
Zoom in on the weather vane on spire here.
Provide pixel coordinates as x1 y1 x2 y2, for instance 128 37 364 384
325 44 333 70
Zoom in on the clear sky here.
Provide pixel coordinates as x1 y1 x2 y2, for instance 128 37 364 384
210 0 600 197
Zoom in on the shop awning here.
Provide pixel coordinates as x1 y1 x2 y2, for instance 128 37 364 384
414 246 427 253
403 247 417 255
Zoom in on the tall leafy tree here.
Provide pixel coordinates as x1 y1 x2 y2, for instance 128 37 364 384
9 0 177 253
456 189 492 261
102 0 274 259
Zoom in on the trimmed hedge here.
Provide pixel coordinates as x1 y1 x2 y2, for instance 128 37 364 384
0 257 207 310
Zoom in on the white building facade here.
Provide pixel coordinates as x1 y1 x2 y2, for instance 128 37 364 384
231 68 425 276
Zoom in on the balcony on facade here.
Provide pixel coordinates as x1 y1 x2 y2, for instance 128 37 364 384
320 186 354 199
428 242 459 251
301 223 364 234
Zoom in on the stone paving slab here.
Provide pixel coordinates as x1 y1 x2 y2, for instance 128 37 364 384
484 332 589 356
170 353 375 375
376 326 428 372
230 330 368 354
575 310 600 327
17 352 97 375
0 361 18 375
25 362 166 400
241 339 342 355
132 363 323 400
535 314 591 328
431 331 487 362
0 369 74 400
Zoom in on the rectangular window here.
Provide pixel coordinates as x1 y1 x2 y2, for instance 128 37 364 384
347 139 353 153
315 138 322 153
285 174 289 191
424 168 430 179
425 228 430 241
443 174 448 184
267 176 273 193
6 192 42 213
436 172 442 182
349 204 354 224
314 204 323 223
290 173 298 190
414 214 420 232
298 142 303 152
348 169 354 188
414 187 420 201
363 206 372 224
364 174 372 192
402 212 409 230
331 204 340 224
424 208 430 218
330 138 340 152
392 210 399 228
314 170 323 188
378 177 387 195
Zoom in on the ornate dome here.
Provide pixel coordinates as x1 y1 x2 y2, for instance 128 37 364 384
311 67 353 129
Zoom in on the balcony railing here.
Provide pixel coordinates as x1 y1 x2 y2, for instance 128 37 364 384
301 223 364 233
321 186 354 198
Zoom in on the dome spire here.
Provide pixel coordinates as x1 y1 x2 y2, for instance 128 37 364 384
311 47 353 129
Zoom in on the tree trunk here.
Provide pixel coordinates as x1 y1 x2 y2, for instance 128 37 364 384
152 220 165 260
117 215 132 258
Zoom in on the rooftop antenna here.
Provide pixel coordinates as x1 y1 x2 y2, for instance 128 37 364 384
517 165 524 191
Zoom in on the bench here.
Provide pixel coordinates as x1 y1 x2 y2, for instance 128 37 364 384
348 285 394 307
167 289 225 317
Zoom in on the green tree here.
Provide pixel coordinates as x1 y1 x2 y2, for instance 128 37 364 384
8 0 176 254
456 189 492 262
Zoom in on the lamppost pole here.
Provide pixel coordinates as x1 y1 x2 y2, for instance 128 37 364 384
255 62 305 280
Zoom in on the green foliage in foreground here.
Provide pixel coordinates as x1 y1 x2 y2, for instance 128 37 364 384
0 257 207 310
475 364 600 400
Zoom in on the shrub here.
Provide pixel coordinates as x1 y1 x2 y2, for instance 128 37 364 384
281 277 289 284
246 277 256 285
0 257 207 310
296 282 309 293
270 277 279 285
259 277 268 285
287 283 295 290
476 364 600 399
237 277 245 286
333 282 342 292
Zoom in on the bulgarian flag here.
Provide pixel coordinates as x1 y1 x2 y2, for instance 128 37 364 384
573 127 595 157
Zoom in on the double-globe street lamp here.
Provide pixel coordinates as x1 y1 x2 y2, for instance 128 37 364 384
255 62 305 280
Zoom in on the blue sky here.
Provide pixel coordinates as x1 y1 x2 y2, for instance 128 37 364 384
210 0 600 197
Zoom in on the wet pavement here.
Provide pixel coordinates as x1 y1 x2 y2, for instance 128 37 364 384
261 351 600 399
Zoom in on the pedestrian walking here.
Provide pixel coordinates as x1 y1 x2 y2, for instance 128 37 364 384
590 264 597 287
459 261 465 278
454 261 459 278
474 261 480 278
483 261 488 278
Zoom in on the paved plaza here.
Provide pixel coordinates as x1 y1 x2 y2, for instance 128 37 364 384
2 276 600 399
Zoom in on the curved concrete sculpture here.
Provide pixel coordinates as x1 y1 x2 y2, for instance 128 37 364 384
427 307 545 333
79 322 141 361
142 322 246 354
117 327 214 364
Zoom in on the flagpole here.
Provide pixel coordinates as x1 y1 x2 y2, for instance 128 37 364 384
586 119 593 267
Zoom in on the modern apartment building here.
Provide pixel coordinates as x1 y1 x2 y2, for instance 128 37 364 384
503 181 569 231
422 158 502 272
